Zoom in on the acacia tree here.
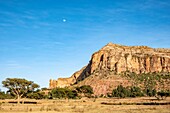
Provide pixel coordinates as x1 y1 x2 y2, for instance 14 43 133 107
2 78 39 103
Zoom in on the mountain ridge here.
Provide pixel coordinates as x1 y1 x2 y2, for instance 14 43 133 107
49 42 170 95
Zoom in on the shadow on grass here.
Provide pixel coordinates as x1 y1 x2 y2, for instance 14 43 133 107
101 102 170 105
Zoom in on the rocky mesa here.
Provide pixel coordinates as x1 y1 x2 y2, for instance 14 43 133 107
49 43 170 94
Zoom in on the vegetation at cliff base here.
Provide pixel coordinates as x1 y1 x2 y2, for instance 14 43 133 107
1 77 169 101
156 90 170 100
112 85 144 98
49 88 78 99
49 85 93 99
111 85 170 99
121 72 170 87
26 89 47 99
119 72 170 98
76 85 93 97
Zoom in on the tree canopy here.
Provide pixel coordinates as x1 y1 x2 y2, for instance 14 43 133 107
2 78 39 103
50 87 78 99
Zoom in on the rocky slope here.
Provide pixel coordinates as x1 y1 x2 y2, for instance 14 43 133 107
49 43 170 95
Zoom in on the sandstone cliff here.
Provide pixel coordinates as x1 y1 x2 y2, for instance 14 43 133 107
90 43 170 74
49 66 87 89
49 43 170 94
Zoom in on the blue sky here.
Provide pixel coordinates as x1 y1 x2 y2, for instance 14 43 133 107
0 0 170 91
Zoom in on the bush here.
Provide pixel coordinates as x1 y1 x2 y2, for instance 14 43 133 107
66 90 78 99
79 85 93 94
76 85 93 98
50 88 78 99
157 90 170 100
122 72 170 91
0 91 14 99
145 88 157 97
130 86 144 97
112 85 130 98
27 92 45 99
112 85 144 98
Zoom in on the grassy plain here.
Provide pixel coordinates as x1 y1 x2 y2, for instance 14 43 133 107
0 97 170 113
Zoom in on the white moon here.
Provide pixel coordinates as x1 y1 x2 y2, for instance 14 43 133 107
63 19 66 22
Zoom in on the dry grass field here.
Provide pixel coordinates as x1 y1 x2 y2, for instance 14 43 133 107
0 97 170 113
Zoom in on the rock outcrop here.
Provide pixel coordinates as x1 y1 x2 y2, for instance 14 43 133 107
90 43 170 74
49 66 87 89
49 43 170 94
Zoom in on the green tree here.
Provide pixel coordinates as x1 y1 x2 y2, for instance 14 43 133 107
26 89 46 99
76 85 93 98
27 92 45 99
51 88 67 99
50 88 78 99
79 85 93 94
2 78 39 103
145 88 156 97
112 85 130 98
66 89 78 99
157 90 170 100
0 91 14 99
130 86 144 97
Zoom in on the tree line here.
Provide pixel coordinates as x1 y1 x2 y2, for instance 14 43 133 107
111 85 170 100
0 77 170 103
0 78 94 103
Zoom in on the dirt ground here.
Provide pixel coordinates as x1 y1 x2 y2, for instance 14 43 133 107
0 97 170 113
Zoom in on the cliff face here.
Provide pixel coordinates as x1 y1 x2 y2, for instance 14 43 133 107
49 66 87 89
90 43 170 74
49 43 170 94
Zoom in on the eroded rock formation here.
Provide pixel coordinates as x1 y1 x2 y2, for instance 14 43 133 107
49 43 170 94
90 43 170 74
49 66 87 89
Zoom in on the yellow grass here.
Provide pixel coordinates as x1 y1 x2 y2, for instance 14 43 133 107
0 97 170 113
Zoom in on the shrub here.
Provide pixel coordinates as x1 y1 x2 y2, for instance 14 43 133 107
130 86 144 97
157 90 170 100
112 85 144 98
76 85 93 98
112 85 130 98
26 91 45 99
79 85 93 94
50 88 78 99
145 88 157 97
0 91 14 99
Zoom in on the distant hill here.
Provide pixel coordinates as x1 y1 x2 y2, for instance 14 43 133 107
49 43 170 95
